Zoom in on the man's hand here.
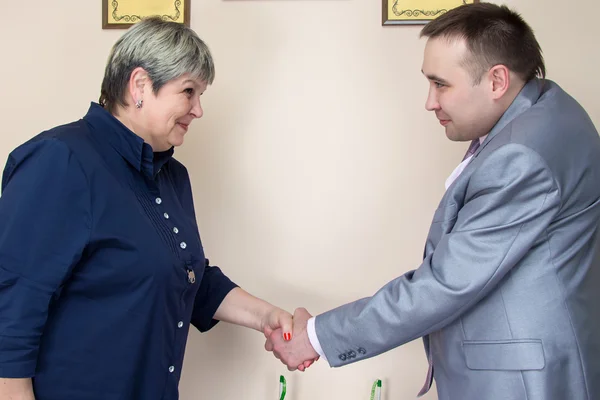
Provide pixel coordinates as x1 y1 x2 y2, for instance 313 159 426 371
266 308 319 371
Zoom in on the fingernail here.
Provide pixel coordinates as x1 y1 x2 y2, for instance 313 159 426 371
284 332 292 341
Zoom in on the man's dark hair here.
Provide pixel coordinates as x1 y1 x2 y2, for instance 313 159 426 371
420 3 545 84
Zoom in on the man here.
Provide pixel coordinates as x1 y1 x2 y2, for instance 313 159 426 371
266 3 600 399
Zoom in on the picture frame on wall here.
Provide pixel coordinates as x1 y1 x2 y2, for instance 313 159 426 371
102 0 190 29
382 0 479 26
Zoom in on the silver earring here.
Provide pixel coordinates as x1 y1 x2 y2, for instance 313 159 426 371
135 99 143 109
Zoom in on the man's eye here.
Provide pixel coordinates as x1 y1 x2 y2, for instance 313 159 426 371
184 88 194 95
435 82 445 88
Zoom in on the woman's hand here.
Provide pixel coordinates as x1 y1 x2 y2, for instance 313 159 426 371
0 378 35 400
261 306 293 342
213 288 292 341
213 288 318 370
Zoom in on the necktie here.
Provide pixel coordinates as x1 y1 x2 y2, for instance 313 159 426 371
462 139 481 161
417 351 434 397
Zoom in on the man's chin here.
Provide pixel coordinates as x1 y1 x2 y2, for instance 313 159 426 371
444 129 459 141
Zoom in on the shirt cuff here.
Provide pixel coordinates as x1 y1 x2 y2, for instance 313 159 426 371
307 317 328 365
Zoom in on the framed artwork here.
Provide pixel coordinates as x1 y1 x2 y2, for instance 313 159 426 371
382 0 479 26
102 0 190 29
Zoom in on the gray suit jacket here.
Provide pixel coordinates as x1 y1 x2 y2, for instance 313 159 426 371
315 79 600 400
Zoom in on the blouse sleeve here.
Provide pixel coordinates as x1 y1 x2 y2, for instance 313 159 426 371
0 138 91 377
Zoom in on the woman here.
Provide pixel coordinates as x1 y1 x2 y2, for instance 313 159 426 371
0 17 296 399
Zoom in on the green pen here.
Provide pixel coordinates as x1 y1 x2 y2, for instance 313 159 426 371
370 379 382 400
279 375 287 400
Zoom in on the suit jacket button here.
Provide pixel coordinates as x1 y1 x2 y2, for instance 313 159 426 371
358 347 366 355
348 350 356 358
339 354 347 361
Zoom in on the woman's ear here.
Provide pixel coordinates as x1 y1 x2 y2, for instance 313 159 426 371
127 67 150 108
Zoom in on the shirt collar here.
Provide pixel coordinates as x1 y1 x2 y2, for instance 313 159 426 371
83 103 174 179
478 78 545 151
448 79 546 165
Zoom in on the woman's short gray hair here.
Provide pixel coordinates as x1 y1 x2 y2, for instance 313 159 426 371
99 16 215 113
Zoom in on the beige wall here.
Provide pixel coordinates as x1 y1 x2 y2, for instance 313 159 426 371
1 1 598 399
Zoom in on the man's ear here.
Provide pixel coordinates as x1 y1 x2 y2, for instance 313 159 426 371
127 67 150 107
487 64 511 100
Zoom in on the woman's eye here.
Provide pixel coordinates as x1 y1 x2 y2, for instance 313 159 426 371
184 88 194 95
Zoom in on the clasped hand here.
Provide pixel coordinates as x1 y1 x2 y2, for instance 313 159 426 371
264 308 320 371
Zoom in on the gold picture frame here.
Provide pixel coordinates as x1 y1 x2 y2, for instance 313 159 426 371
382 0 479 26
102 0 190 29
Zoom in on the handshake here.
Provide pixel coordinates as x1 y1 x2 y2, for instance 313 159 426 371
263 307 322 371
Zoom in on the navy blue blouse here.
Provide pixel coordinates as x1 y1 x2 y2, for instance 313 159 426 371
0 103 237 399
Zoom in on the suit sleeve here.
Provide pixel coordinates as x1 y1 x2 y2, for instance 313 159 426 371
315 143 561 367
0 139 91 377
